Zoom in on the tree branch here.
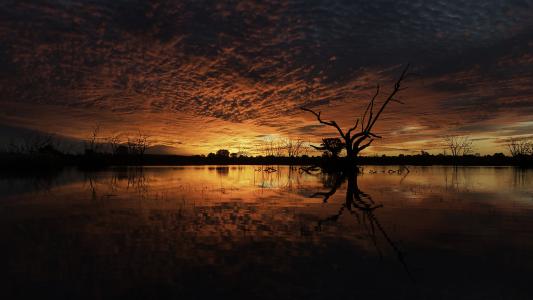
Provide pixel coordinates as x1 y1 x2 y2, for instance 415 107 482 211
365 64 410 133
358 139 374 152
346 119 360 137
362 84 380 131
301 107 345 138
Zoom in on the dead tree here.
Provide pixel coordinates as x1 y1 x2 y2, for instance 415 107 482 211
261 137 276 157
127 130 150 157
443 136 473 157
85 124 101 154
506 138 532 157
285 138 305 157
301 64 411 164
107 135 121 155
273 139 285 157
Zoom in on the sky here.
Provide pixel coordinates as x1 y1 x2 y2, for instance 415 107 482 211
0 0 532 155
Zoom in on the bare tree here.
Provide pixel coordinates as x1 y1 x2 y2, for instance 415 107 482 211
260 137 285 157
506 138 532 157
443 136 473 157
262 137 275 157
273 139 285 157
127 130 150 157
285 138 305 157
85 124 101 154
301 64 411 163
107 134 122 155
253 143 264 157
302 139 312 156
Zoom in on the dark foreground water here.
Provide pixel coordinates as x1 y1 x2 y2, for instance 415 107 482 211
1 166 532 299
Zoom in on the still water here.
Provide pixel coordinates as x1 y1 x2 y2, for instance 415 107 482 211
1 166 532 299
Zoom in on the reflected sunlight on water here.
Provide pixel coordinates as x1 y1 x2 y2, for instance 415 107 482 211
1 166 532 299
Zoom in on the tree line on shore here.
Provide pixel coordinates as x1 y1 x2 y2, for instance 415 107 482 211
1 126 531 170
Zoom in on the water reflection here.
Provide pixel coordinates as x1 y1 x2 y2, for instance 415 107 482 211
1 166 533 299
308 169 413 281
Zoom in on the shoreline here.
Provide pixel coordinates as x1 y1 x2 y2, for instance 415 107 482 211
1 152 532 171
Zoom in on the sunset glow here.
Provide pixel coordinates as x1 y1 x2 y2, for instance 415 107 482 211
0 1 532 155
3 2 533 298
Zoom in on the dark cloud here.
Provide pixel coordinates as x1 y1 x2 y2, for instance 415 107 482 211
295 124 323 134
0 0 532 154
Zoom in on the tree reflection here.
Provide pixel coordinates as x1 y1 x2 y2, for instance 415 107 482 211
83 167 149 201
311 169 414 281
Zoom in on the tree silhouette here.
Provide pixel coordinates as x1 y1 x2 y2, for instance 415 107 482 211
107 134 121 155
311 137 345 158
284 138 305 157
9 133 61 155
443 135 473 157
216 149 230 157
506 138 532 157
84 124 101 155
310 169 413 281
302 64 411 165
127 130 150 157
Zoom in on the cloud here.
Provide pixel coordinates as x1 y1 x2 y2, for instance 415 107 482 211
0 0 532 154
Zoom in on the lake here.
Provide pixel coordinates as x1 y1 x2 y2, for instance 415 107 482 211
1 165 532 299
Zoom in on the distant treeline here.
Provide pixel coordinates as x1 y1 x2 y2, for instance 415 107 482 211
1 151 532 172
3 124 532 172
1 127 532 171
